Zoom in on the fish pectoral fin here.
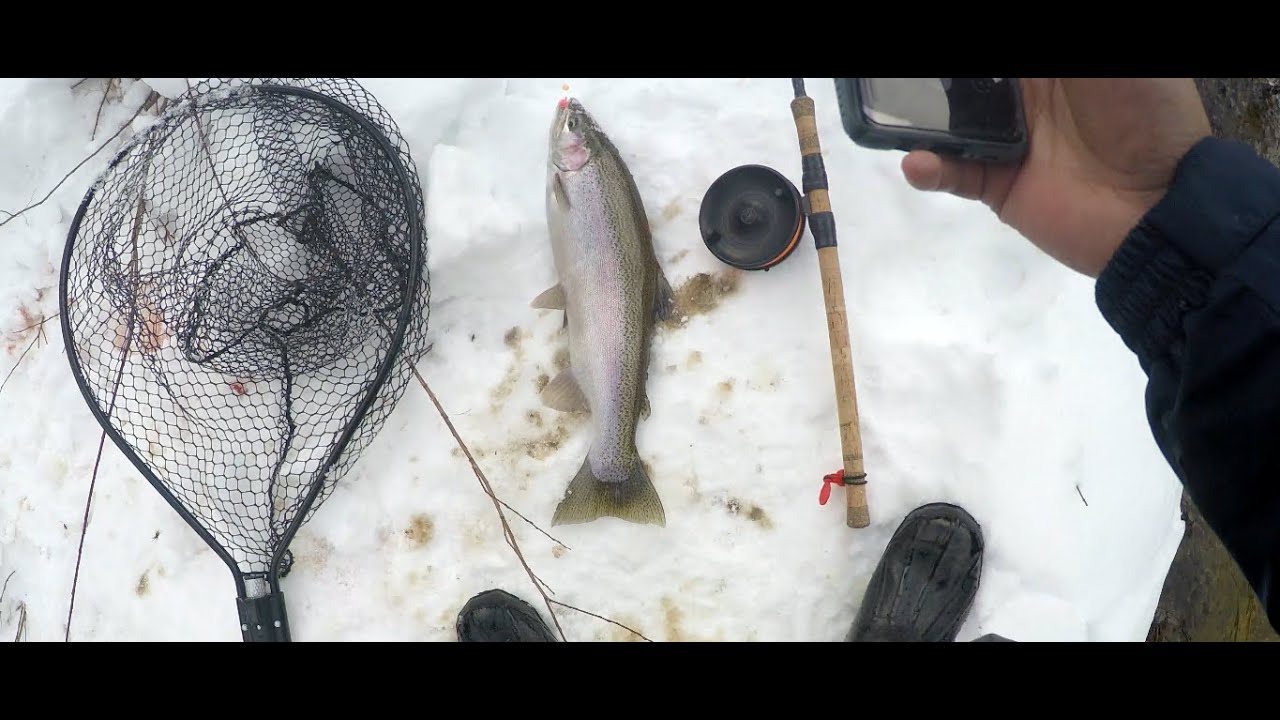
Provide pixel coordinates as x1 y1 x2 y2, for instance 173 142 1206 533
541 368 590 413
639 386 651 419
531 283 567 310
654 265 677 322
553 173 571 211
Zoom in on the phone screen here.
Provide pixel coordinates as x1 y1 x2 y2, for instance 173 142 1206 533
858 78 1023 143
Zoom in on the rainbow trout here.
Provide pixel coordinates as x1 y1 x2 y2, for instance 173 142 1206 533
533 97 674 527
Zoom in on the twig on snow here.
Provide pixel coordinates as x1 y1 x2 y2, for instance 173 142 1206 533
0 311 62 401
413 366 648 641
91 78 118 141
10 312 59 337
0 91 158 231
548 599 653 642
0 328 42 399
496 497 569 550
65 159 149 642
411 366 566 639
66 428 110 642
14 603 27 642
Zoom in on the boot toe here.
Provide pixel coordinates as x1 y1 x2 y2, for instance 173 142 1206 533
847 502 984 642
456 589 558 642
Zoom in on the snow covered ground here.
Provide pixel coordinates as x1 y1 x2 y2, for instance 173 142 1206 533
0 78 1185 642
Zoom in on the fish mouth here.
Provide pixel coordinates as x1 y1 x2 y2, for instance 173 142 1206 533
550 102 590 172
551 97 581 140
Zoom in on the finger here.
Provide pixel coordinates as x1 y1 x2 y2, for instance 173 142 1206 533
901 150 987 200
901 150 943 190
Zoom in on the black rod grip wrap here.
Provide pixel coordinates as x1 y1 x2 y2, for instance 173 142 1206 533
811 212 837 249
802 155 828 193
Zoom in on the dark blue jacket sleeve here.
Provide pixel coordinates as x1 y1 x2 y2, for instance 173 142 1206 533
1095 136 1280 631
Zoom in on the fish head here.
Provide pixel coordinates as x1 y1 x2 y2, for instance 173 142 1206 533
549 97 598 173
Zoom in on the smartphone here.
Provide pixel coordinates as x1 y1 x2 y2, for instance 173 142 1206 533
833 78 1028 163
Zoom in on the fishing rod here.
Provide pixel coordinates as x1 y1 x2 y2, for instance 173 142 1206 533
789 78 870 529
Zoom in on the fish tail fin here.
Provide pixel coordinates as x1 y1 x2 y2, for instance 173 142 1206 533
552 456 666 527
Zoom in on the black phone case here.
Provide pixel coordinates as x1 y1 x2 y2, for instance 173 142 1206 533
833 78 1028 163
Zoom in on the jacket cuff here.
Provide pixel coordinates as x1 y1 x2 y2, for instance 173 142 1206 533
1096 137 1280 366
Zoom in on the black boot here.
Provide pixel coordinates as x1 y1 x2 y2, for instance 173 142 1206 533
846 502 985 642
456 589 558 642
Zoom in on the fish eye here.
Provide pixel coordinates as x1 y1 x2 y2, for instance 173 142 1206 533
567 116 579 131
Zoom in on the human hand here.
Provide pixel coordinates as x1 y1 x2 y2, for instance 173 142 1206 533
902 79 1212 277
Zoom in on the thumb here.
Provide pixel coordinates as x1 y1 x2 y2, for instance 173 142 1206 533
901 150 988 201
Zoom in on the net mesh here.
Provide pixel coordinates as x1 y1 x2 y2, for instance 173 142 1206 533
61 78 430 577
